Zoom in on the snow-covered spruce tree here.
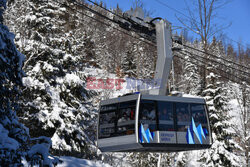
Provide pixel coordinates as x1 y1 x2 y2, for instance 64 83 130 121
177 42 201 95
199 72 239 167
208 37 232 82
122 49 137 78
0 1 57 166
133 41 155 80
228 82 250 167
5 0 99 158
0 3 28 165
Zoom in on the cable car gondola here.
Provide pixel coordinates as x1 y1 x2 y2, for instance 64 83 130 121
97 93 212 152
97 12 212 152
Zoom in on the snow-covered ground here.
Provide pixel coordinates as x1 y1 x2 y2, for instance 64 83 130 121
57 156 112 167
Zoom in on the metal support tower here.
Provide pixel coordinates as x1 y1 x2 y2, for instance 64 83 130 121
149 19 173 96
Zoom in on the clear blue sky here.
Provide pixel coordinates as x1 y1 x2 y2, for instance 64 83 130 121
93 0 250 50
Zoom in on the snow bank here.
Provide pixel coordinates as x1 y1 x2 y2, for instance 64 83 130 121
57 156 112 167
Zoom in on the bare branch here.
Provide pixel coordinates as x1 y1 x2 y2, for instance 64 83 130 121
176 15 201 36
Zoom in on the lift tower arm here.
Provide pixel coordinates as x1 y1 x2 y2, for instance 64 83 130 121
115 8 173 96
149 20 173 96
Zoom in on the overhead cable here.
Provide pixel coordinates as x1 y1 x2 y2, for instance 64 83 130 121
86 0 153 28
176 52 249 84
54 0 156 46
74 0 156 45
179 43 250 70
182 49 250 77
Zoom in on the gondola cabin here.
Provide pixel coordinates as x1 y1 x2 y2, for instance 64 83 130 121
97 93 212 152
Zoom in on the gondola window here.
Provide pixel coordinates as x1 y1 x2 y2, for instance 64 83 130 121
176 103 190 132
117 101 136 136
99 104 117 139
157 101 174 131
139 100 157 131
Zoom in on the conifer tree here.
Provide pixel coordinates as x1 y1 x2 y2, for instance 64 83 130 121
0 1 56 165
122 49 137 78
5 0 99 158
228 82 250 167
199 73 239 167
178 51 201 95
0 5 28 165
